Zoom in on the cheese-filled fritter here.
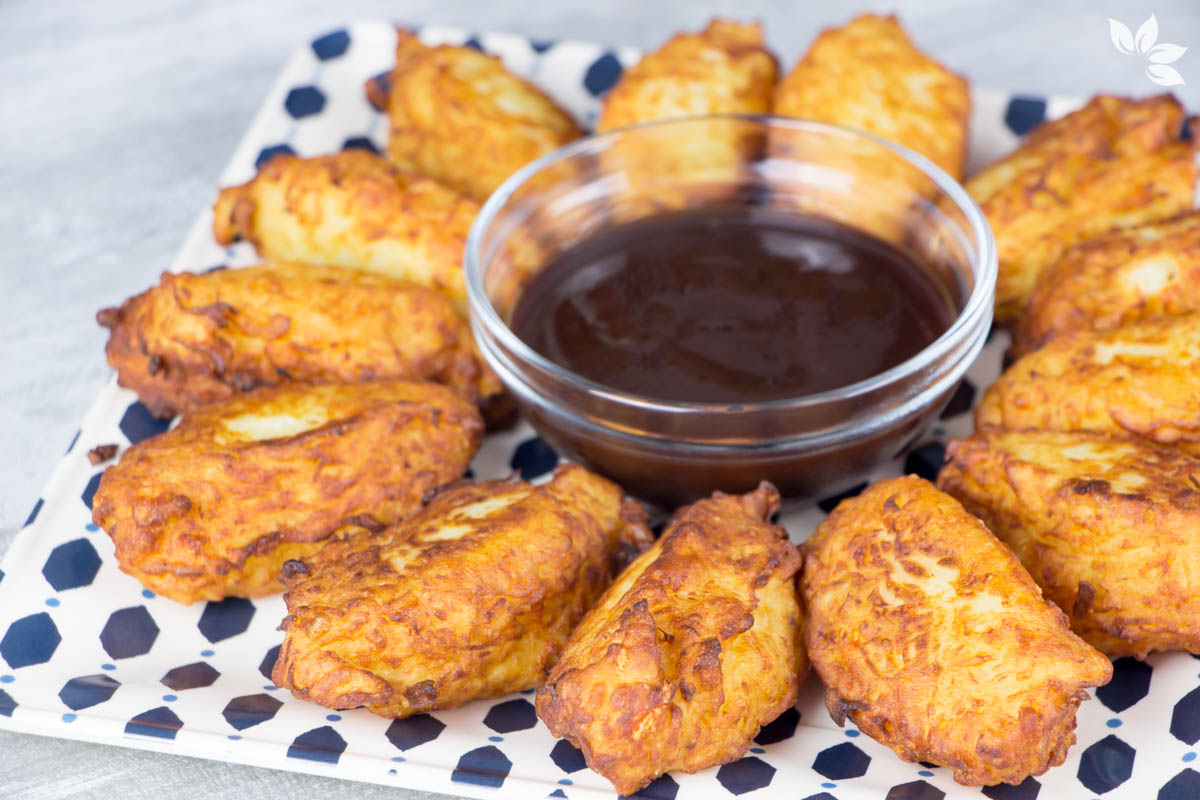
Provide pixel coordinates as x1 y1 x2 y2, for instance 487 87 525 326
536 484 803 797
92 380 482 604
774 14 970 181
977 314 1200 443
802 476 1112 787
272 465 652 718
598 20 776 131
964 94 1197 322
212 150 479 312
1015 213 1200 355
374 29 582 202
595 20 776 208
940 430 1200 659
97 262 510 423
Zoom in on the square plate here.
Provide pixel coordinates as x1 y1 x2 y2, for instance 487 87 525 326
2 20 1196 800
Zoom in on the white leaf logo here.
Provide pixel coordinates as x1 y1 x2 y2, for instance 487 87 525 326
1136 14 1159 53
1148 64 1186 86
1109 18 1135 54
1109 13 1187 86
1148 43 1187 64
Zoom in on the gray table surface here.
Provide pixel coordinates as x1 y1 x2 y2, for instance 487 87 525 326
3 0 1199 797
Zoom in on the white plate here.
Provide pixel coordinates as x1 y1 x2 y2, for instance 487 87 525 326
2 20 1196 800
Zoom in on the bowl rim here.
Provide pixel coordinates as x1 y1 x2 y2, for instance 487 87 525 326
465 113 997 416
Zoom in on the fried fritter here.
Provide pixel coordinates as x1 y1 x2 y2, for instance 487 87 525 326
97 262 510 424
801 476 1112 786
212 150 480 312
940 430 1200 659
374 29 582 202
595 20 776 209
272 465 652 717
536 484 803 796
1015 213 1200 356
977 314 1200 443
964 94 1198 322
598 20 776 130
774 14 969 181
92 380 482 604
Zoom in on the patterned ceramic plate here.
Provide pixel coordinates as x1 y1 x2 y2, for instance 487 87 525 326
1 20 1197 800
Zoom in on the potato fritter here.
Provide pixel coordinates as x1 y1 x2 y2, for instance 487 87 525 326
92 380 482 604
376 29 582 202
964 94 1197 322
97 262 510 423
595 21 776 212
774 14 970 181
802 476 1112 787
597 20 776 130
1015 213 1200 355
536 484 803 796
272 465 652 717
212 150 480 312
977 314 1200 443
940 430 1200 659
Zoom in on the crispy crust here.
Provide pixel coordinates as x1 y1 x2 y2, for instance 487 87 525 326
1015 213 1200 356
801 476 1111 786
598 20 777 130
92 380 482 604
272 464 653 717
536 484 803 796
774 14 970 180
593 20 777 213
963 94 1197 322
940 430 1200 658
212 150 480 312
97 262 510 423
379 29 582 202
977 314 1200 443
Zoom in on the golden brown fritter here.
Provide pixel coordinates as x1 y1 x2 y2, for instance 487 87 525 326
97 262 510 424
964 94 1198 322
92 380 482 604
939 430 1200 659
272 465 652 718
802 476 1112 787
594 21 776 212
212 150 480 312
977 314 1200 443
774 14 970 181
1015 213 1200 355
536 484 803 796
597 20 776 130
375 29 582 202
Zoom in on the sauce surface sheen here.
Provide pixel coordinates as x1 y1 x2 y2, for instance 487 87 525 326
510 207 953 403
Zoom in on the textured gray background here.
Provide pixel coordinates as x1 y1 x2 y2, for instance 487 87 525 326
2 0 1198 797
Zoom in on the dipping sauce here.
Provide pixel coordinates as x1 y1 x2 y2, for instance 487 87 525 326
510 207 954 403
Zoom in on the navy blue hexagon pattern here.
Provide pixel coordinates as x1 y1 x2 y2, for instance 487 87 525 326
0 20 1196 800
161 662 220 691
1 612 61 668
59 674 120 710
223 693 283 730
716 756 776 795
1077 734 1136 794
452 744 512 788
385 714 445 751
288 725 347 764
197 597 255 643
99 606 158 659
42 538 102 591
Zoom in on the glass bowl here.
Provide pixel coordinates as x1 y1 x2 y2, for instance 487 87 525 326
466 115 995 508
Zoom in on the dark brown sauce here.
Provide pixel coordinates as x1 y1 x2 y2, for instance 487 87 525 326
510 207 953 404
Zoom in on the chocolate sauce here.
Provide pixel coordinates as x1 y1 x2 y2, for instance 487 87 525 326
510 207 953 403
